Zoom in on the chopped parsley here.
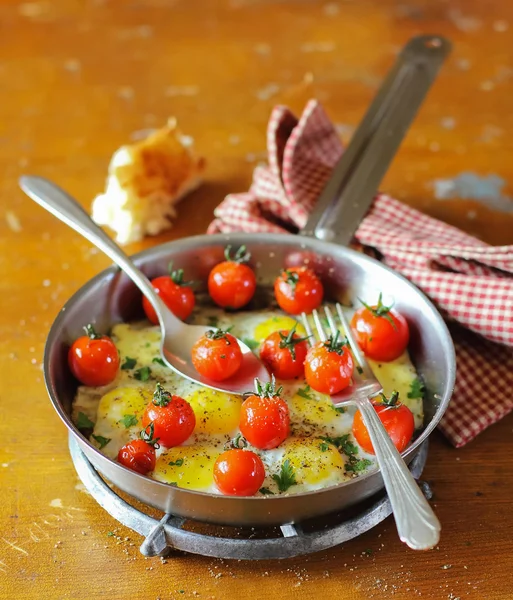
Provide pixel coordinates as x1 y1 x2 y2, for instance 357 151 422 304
272 459 297 492
168 458 184 467
152 357 166 367
243 338 259 351
134 366 151 382
76 412 94 429
296 385 313 400
345 458 372 473
356 366 364 374
408 377 425 399
92 434 111 449
259 487 274 495
120 414 138 428
121 356 137 370
319 442 329 452
107 531 115 537
332 406 346 414
320 434 358 456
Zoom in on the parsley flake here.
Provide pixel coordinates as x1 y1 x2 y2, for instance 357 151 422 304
297 385 313 400
92 434 111 449
107 531 115 537
356 365 364 375
272 459 297 492
168 458 184 467
345 458 372 473
152 357 166 367
134 366 151 382
319 442 329 452
259 487 274 495
121 356 137 370
243 338 259 351
320 434 358 457
76 412 94 429
120 414 138 428
408 377 425 399
207 315 219 327
333 406 346 414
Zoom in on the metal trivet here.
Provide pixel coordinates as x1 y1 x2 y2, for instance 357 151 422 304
69 435 431 560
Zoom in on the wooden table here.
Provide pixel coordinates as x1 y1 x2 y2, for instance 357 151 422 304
1 1 512 598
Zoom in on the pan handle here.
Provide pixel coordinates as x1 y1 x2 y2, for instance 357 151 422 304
301 35 451 244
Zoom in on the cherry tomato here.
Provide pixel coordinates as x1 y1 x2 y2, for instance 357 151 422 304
352 391 414 454
208 245 256 309
240 379 290 450
274 266 323 315
213 449 266 496
142 383 196 447
68 324 120 387
260 325 309 380
143 264 195 324
118 439 156 475
350 293 409 362
304 332 354 395
191 329 243 381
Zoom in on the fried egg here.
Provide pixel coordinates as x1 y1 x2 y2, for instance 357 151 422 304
76 305 425 496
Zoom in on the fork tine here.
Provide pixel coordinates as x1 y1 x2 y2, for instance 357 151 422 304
300 312 315 347
312 309 328 342
323 306 339 338
335 302 374 380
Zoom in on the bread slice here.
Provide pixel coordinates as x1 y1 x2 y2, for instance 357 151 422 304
92 119 205 244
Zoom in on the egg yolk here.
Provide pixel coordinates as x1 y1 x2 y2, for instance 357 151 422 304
288 390 337 427
152 445 222 490
253 316 307 343
97 387 152 428
186 389 242 435
282 437 346 485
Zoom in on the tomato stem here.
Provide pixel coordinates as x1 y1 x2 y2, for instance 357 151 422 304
254 375 283 399
139 421 160 448
83 323 101 340
283 269 300 292
322 330 348 355
152 382 173 407
167 261 195 287
358 293 397 330
205 328 233 344
378 390 400 407
278 324 310 360
224 244 251 264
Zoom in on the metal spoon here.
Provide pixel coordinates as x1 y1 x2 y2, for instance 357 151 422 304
19 175 269 394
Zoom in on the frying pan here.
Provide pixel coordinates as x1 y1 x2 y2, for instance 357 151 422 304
41 36 456 527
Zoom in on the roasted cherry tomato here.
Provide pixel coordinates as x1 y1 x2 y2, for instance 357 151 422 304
117 423 160 475
142 383 196 447
68 324 120 387
208 245 256 309
260 325 309 380
191 329 243 381
352 391 415 454
240 378 290 450
143 264 195 324
304 332 354 395
274 266 323 315
350 293 409 362
213 449 266 496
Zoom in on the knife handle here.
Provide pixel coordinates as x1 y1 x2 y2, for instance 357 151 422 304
301 35 451 244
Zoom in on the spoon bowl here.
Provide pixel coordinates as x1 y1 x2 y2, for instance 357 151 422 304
19 175 269 394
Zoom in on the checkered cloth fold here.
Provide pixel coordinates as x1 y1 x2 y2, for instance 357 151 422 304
208 100 513 447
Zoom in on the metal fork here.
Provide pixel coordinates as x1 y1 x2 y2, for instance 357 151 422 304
301 304 441 550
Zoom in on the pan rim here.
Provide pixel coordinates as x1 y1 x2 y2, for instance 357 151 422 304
44 231 456 503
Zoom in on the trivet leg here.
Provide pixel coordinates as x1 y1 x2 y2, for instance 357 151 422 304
140 514 173 557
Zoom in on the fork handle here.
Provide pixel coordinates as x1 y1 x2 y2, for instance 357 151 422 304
356 395 441 550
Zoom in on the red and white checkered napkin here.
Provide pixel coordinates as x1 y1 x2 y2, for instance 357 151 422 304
208 100 513 448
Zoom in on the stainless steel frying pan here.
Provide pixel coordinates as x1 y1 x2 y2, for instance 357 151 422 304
41 36 456 527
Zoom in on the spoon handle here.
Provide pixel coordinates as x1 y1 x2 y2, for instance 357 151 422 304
19 175 171 325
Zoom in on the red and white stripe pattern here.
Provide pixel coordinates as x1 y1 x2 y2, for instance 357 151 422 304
208 100 513 447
